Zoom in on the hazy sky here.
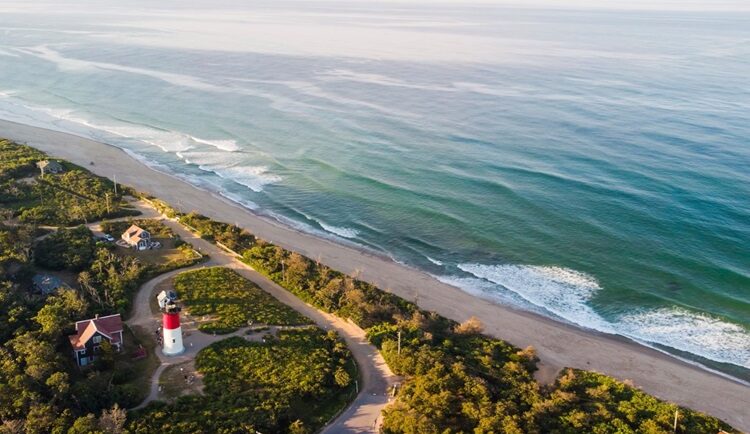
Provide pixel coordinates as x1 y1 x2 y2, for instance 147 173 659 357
349 0 750 11
0 0 749 12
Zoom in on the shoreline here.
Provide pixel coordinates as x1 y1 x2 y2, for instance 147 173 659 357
2 118 748 431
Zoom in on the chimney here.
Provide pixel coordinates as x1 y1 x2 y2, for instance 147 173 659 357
95 314 99 320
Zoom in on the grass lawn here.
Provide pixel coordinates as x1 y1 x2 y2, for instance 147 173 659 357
115 238 197 266
159 360 204 401
174 267 311 334
103 219 203 273
115 324 161 406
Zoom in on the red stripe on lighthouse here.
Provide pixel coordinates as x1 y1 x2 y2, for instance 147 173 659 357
163 313 180 330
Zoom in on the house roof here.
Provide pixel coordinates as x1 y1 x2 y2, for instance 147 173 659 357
69 314 123 350
122 224 150 242
36 160 63 170
32 274 65 294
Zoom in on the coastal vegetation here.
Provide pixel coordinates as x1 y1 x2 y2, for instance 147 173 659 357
0 139 138 226
0 140 204 432
129 329 356 433
0 139 738 433
179 211 256 252
173 267 310 333
0 221 150 431
159 207 738 433
34 225 96 271
30 220 203 315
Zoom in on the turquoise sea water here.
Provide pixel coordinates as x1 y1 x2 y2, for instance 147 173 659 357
1 1 748 377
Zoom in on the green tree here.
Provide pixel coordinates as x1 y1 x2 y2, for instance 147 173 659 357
333 367 351 388
34 288 87 337
67 414 102 434
45 372 70 400
98 404 126 434
288 420 309 434
34 226 95 271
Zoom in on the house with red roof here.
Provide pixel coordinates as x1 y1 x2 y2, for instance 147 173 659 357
68 314 124 367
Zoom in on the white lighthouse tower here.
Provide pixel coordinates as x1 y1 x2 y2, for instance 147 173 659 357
157 290 184 356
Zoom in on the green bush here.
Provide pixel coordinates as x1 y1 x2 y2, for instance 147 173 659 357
180 212 255 252
0 139 46 181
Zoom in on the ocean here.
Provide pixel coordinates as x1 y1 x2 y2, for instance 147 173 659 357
1 0 748 378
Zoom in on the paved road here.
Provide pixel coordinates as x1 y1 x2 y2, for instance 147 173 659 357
125 200 399 432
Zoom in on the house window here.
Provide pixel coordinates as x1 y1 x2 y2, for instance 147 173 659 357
93 335 102 344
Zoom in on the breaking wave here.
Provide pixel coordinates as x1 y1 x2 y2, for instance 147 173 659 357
315 219 359 239
456 263 750 368
190 136 240 152
458 263 615 332
427 256 444 266
618 308 750 368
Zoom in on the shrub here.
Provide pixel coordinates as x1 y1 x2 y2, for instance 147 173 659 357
34 226 96 271
173 267 310 334
131 329 355 433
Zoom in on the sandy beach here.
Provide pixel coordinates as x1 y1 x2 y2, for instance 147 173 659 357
2 118 748 431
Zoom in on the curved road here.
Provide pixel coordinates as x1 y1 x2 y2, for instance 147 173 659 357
125 201 399 432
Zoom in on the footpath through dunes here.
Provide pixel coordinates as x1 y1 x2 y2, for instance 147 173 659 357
124 199 399 433
2 119 749 432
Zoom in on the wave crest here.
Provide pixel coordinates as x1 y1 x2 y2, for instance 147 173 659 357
456 262 750 368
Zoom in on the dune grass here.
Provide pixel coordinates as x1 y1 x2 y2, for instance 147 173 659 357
174 267 311 334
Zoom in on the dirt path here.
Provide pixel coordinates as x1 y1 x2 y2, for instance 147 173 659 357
125 201 399 431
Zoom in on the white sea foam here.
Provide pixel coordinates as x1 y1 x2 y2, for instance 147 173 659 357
457 262 750 368
218 190 259 211
190 136 240 152
0 48 19 57
212 164 281 193
17 45 317 117
318 69 428 89
458 263 615 332
435 274 532 308
26 103 195 153
179 150 281 193
121 148 172 172
296 211 360 239
617 308 750 368
426 256 444 266
316 220 360 239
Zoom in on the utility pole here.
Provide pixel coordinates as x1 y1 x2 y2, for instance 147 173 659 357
281 259 286 283
113 174 118 195
397 329 402 357
673 409 679 433
105 193 111 214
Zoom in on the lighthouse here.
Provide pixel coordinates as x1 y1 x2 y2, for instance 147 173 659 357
157 290 184 356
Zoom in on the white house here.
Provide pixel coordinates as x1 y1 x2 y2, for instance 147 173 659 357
121 224 151 250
